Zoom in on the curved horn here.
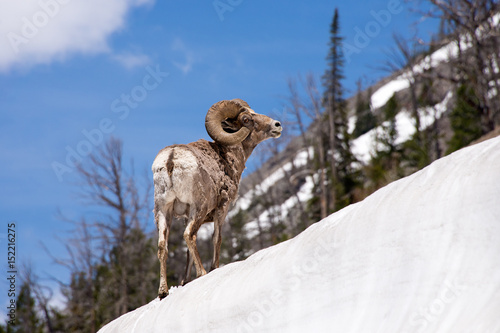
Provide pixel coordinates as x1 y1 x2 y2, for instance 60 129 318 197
205 100 251 145
230 98 250 109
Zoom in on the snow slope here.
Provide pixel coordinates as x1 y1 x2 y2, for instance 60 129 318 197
99 137 500 333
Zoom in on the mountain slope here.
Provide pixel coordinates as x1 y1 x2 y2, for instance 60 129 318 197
99 136 500 333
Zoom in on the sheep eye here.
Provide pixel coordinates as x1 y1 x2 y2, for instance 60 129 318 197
244 118 249 123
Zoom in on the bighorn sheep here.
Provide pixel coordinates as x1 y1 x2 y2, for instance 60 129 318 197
152 99 282 299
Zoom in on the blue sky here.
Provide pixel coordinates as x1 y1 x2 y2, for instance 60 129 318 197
0 0 438 308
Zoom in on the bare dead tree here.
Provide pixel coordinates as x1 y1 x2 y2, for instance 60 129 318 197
286 73 329 218
73 137 153 316
43 137 156 331
304 74 330 218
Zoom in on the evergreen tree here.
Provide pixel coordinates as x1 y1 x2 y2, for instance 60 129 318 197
402 75 438 171
379 94 399 156
322 8 359 211
369 94 403 188
446 83 483 154
10 283 43 333
61 227 159 332
354 84 376 138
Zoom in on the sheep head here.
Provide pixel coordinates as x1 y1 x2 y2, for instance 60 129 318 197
205 99 282 146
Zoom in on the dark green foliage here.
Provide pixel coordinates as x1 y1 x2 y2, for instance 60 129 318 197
403 135 431 170
367 94 403 188
354 107 377 138
401 74 439 167
383 94 398 120
322 8 344 108
354 87 376 138
61 227 158 332
446 84 483 154
334 125 362 210
378 94 399 156
8 283 43 333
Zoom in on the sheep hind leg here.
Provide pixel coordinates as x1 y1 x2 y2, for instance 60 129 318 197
183 219 206 279
156 206 172 300
180 248 194 285
210 220 222 271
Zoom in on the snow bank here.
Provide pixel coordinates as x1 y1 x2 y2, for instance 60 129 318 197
99 137 500 333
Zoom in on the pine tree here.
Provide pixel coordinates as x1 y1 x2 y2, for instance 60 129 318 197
322 8 359 211
353 82 376 138
379 94 399 155
446 83 483 154
403 76 437 171
369 94 402 188
61 227 159 332
11 283 43 333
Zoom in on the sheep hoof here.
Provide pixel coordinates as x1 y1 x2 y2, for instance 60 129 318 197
158 288 168 300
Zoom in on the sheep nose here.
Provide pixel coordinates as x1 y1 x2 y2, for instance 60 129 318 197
274 121 282 128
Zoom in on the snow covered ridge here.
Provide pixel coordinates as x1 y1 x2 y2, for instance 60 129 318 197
98 136 500 333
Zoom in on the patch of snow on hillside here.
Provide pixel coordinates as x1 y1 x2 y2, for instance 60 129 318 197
371 76 410 109
418 91 453 129
371 13 499 112
243 175 315 239
415 41 461 73
353 92 453 163
371 35 469 111
348 115 357 133
350 130 376 164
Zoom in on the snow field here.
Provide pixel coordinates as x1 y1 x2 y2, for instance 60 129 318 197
99 136 500 333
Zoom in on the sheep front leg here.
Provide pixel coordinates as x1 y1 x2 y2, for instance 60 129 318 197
156 208 172 299
210 207 228 271
183 219 206 279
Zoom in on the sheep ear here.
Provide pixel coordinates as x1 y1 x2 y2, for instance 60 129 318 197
205 100 251 145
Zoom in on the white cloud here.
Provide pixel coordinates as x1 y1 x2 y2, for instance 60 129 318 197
0 0 154 72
